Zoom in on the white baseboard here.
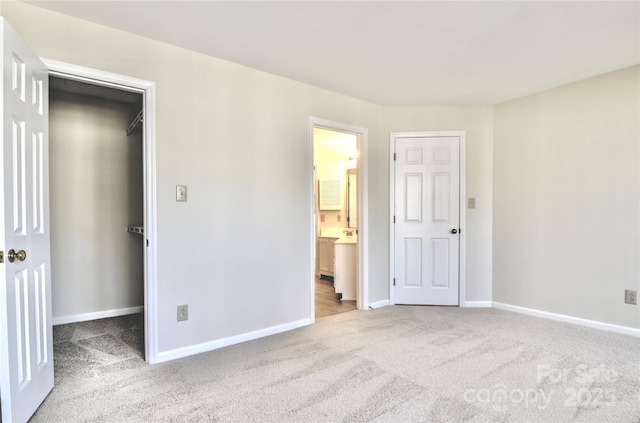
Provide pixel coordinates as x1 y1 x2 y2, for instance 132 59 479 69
53 305 144 326
492 302 640 337
463 301 492 308
368 299 390 309
156 318 312 363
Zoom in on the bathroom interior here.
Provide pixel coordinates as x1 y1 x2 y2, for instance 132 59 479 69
313 128 358 319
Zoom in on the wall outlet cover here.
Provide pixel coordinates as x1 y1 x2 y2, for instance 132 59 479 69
177 304 189 321
625 290 637 305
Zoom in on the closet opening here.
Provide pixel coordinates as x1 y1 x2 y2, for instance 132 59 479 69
48 76 146 365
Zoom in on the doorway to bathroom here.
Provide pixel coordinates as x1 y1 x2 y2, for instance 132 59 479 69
310 118 368 320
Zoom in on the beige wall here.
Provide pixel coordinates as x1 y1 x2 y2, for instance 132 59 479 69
49 91 144 319
2 1 495 356
6 0 636 357
493 66 640 328
384 106 495 303
1 2 382 353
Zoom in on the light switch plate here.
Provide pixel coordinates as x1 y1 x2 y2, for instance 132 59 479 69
468 198 476 209
176 185 187 202
177 304 189 321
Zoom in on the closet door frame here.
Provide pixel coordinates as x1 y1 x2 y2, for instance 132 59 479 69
42 59 159 364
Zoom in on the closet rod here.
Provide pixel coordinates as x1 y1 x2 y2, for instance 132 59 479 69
127 109 143 136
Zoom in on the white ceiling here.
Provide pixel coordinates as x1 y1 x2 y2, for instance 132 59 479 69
25 1 640 106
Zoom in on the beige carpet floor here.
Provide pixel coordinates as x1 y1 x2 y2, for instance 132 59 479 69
32 306 639 422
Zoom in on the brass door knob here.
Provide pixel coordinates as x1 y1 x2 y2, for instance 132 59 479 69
7 249 26 263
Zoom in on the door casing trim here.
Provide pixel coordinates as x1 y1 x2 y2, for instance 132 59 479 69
42 59 158 363
389 131 466 306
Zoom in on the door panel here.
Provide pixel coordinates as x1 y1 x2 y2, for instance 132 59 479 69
431 238 450 287
404 238 422 287
404 174 422 221
393 136 460 305
432 173 450 220
0 19 53 423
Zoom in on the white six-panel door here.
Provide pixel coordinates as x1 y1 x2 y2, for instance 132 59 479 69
0 19 54 423
393 135 460 305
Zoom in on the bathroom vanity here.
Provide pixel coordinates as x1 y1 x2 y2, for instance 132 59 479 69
318 236 338 278
334 236 357 301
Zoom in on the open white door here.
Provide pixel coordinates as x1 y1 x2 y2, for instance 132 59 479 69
393 134 460 306
0 19 53 423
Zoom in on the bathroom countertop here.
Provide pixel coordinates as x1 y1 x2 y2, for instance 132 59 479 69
335 236 357 244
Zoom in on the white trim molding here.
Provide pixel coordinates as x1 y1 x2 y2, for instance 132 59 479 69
463 301 492 308
309 117 369 316
492 302 640 337
53 306 144 326
42 59 159 364
368 299 390 309
157 318 312 363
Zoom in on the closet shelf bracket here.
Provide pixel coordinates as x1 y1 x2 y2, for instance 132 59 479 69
127 109 143 136
127 225 144 235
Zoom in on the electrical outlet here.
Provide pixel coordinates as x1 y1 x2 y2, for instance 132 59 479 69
625 290 637 305
176 185 187 202
337 215 341 222
177 304 189 321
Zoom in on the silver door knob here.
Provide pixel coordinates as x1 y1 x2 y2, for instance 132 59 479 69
7 249 26 262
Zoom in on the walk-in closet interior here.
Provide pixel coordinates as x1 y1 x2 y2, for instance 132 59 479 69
49 76 145 356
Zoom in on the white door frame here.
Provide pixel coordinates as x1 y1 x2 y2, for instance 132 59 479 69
309 117 369 320
42 59 159 364
389 131 466 306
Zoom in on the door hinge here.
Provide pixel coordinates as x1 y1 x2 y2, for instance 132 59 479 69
393 216 396 223
0 251 3 263
393 152 396 161
146 239 149 247
393 278 396 286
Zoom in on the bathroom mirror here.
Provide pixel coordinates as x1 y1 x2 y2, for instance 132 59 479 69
347 169 357 229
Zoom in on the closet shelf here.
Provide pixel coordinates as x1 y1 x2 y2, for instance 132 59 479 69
127 109 143 136
127 225 144 235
